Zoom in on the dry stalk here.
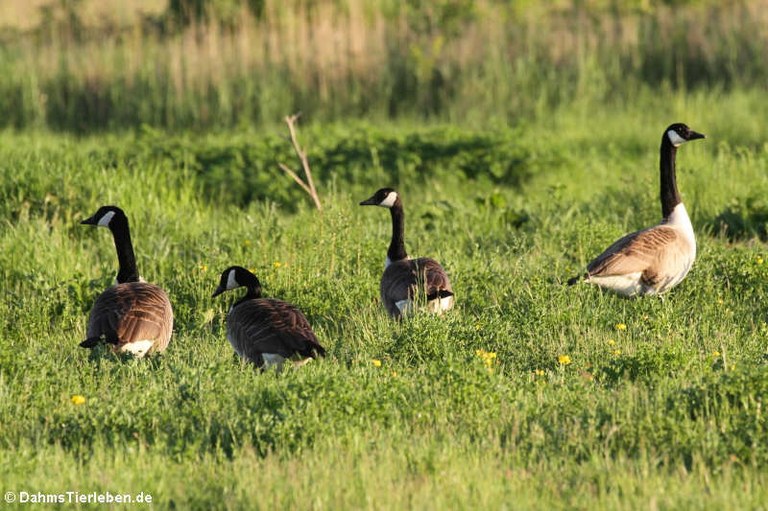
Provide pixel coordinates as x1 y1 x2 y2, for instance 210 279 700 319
277 113 322 211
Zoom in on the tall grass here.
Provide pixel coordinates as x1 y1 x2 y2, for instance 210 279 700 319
0 0 766 131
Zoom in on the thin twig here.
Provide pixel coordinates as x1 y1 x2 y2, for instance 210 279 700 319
277 113 322 210
278 162 313 196
285 114 319 203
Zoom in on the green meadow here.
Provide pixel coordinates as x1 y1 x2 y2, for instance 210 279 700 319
2 1 768 509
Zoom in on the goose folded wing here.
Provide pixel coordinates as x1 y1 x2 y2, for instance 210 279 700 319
416 258 453 298
587 226 681 278
382 263 418 302
231 299 324 358
87 284 170 345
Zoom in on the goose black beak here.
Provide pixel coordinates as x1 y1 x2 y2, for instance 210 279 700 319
80 215 97 225
359 196 378 206
689 130 705 141
212 286 225 298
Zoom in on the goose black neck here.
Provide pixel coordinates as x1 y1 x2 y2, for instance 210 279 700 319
110 216 140 283
659 136 681 219
236 284 262 306
388 201 408 262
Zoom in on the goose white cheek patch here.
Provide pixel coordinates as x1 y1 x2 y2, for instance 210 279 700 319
226 270 239 290
97 211 116 227
379 192 398 207
667 130 687 147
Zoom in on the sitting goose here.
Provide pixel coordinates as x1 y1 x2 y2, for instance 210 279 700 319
80 206 173 357
212 266 326 369
360 188 454 318
568 123 706 296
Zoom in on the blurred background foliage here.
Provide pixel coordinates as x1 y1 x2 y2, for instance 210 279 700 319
0 0 764 132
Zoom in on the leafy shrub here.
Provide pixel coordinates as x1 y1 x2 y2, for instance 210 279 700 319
709 195 768 241
131 126 536 210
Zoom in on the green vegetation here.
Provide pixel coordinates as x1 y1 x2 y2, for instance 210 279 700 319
2 93 768 507
1 0 768 509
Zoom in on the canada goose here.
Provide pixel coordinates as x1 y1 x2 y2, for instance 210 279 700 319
212 266 326 369
359 188 454 318
568 123 706 296
79 206 173 357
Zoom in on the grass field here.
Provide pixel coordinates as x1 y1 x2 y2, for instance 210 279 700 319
1 88 768 509
2 0 768 508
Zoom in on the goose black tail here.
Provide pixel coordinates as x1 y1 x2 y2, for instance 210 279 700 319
79 337 101 349
427 289 454 301
79 333 120 349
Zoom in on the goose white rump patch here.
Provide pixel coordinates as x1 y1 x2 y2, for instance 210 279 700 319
262 353 287 368
427 295 455 314
119 340 154 357
588 273 648 297
395 299 414 316
396 295 454 316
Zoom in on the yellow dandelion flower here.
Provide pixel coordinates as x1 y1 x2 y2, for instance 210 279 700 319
391 371 398 377
534 369 545 376
615 323 627 331
243 239 252 247
476 349 497 365
612 349 621 356
371 359 382 367
757 257 764 265
558 355 572 366
199 264 207 272
607 339 616 346
273 261 282 269
712 351 721 358
475 349 497 372
70 395 86 406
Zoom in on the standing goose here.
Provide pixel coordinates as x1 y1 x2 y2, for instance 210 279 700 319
212 266 326 369
568 123 706 296
80 206 173 357
360 188 454 318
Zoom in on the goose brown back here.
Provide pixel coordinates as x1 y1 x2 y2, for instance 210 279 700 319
84 282 173 355
381 257 453 318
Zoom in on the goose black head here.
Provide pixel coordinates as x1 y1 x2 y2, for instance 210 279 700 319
359 188 400 208
213 266 262 298
81 205 127 229
665 123 706 147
